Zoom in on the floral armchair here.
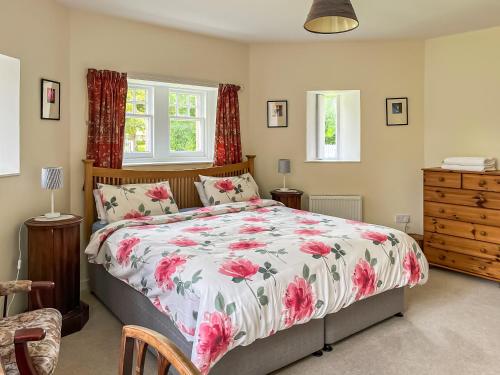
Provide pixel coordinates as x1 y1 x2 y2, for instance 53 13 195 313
0 281 61 375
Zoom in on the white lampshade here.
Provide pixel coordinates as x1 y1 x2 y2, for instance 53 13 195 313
41 167 63 190
278 159 291 174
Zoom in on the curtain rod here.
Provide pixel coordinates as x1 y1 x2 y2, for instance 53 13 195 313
127 72 245 91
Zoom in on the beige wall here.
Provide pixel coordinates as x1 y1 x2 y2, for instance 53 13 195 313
68 10 249 283
248 41 425 233
0 0 70 312
424 27 500 166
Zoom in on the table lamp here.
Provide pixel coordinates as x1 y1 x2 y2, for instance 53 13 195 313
278 159 291 192
41 167 63 219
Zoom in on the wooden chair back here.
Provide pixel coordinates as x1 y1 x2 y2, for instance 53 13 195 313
119 325 201 375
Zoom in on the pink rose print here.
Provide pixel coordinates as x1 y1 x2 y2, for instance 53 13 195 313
197 311 234 374
169 237 199 247
346 219 368 226
283 276 315 326
243 217 267 223
152 297 169 314
183 226 213 233
361 231 388 244
195 207 213 213
99 227 115 242
154 255 187 290
239 226 268 234
229 240 266 251
295 229 324 236
300 241 331 257
214 179 235 192
403 251 421 285
145 185 170 201
297 219 321 225
123 209 149 220
219 259 259 280
255 207 271 213
178 322 196 337
352 259 377 300
116 237 140 266
199 216 219 221
249 196 262 204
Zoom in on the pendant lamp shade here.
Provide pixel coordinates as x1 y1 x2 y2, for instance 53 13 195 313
304 0 359 34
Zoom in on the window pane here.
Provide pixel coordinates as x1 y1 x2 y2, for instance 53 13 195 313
125 117 150 153
135 89 146 102
169 92 177 116
324 95 337 158
126 89 134 102
189 95 197 117
178 94 188 116
126 103 133 114
170 119 198 152
136 103 146 114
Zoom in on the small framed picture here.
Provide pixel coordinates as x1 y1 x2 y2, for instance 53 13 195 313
267 100 288 128
41 79 60 120
386 97 408 126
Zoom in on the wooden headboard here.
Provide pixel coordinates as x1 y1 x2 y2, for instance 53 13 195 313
83 155 256 240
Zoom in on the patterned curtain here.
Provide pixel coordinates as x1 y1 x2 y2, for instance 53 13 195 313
214 84 242 166
86 69 128 169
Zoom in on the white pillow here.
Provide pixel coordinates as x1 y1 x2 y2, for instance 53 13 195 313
199 173 260 206
93 189 107 224
194 182 210 207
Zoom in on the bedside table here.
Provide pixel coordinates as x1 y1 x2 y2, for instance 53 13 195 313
270 189 304 210
25 215 89 336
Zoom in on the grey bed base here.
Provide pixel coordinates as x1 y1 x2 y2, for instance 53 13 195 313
89 263 404 374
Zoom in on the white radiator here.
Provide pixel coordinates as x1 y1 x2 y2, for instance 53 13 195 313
308 195 363 221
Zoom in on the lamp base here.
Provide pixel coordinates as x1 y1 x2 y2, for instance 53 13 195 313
44 212 61 219
276 187 295 192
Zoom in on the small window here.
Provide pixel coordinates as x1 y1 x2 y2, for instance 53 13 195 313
124 79 217 165
306 90 360 162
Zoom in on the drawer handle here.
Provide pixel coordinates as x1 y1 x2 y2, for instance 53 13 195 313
480 248 487 254
479 265 487 271
438 255 446 261
480 214 487 220
438 177 445 182
480 231 487 236
478 180 487 187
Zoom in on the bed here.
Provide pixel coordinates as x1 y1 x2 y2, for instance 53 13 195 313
82 156 428 374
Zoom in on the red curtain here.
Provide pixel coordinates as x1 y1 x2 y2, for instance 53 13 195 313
86 69 128 169
214 84 242 166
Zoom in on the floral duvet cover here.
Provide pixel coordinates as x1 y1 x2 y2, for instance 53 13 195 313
85 199 429 373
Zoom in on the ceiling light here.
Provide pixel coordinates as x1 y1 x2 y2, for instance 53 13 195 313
304 0 359 34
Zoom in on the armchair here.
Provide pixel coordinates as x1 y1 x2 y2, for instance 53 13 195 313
0 281 61 375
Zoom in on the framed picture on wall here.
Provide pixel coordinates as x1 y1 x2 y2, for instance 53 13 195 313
267 100 288 128
386 97 408 126
41 79 60 120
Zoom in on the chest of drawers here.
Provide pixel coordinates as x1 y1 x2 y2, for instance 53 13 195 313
423 168 500 282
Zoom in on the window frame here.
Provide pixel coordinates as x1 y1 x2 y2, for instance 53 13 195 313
123 80 216 166
125 84 154 159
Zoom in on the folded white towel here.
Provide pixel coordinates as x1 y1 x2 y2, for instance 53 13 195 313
441 164 496 172
443 157 496 166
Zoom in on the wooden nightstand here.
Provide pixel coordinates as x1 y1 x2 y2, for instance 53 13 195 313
270 189 304 210
25 215 89 336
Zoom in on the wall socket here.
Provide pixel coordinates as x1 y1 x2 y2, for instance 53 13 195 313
395 214 411 224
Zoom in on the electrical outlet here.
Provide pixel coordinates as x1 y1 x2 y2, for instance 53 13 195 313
395 214 411 224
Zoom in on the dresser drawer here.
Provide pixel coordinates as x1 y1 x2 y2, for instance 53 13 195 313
424 216 475 239
463 174 500 192
424 186 500 210
424 171 461 188
424 201 500 227
424 232 500 261
474 224 500 244
425 246 500 280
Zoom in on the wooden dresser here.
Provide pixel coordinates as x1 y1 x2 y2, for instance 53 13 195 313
423 168 500 282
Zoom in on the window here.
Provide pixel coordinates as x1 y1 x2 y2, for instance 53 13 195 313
306 90 360 162
0 53 20 177
124 79 217 165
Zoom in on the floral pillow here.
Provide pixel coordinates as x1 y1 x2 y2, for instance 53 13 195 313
98 181 179 223
200 173 260 206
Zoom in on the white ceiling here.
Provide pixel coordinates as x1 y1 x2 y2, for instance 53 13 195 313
57 0 500 42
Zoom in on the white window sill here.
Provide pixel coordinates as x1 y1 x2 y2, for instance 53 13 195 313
305 159 361 163
123 159 213 167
